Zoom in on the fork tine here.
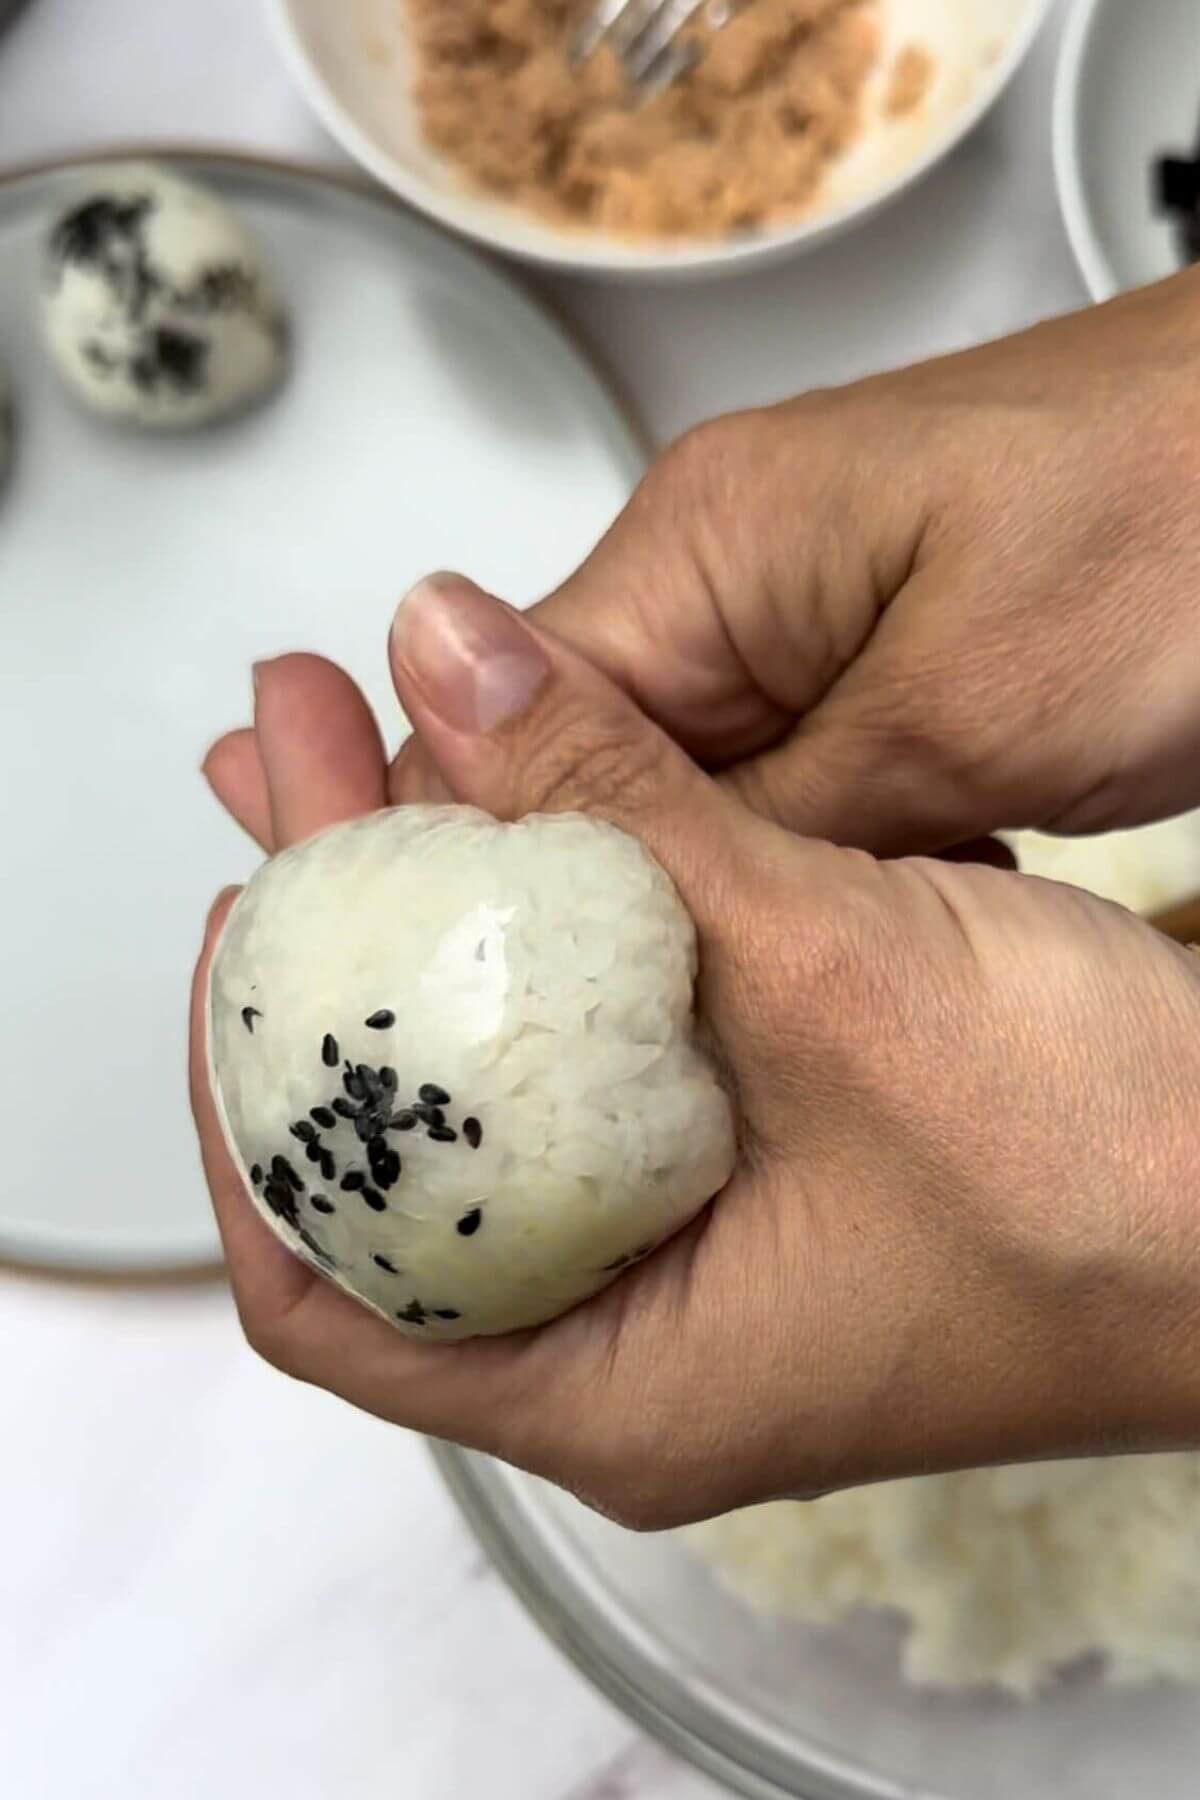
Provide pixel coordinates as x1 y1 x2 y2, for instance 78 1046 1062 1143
572 0 655 64
625 0 710 83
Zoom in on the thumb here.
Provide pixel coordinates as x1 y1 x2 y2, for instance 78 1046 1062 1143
388 573 748 919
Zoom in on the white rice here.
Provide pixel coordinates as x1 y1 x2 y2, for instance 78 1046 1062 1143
209 806 735 1340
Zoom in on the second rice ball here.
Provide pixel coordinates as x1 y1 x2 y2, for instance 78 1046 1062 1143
43 161 288 428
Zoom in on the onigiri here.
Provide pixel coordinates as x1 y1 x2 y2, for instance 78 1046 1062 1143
208 807 736 1340
43 162 288 429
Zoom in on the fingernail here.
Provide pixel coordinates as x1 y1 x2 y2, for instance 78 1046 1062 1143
391 575 549 736
252 658 280 703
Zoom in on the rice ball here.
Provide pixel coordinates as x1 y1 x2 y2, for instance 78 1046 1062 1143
43 162 288 429
208 807 737 1341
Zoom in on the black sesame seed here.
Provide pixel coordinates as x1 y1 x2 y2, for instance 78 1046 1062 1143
321 1034 339 1067
367 1134 387 1157
263 1181 299 1228
340 1171 365 1192
398 1300 427 1326
290 1120 318 1144
311 1195 336 1215
319 1151 336 1182
343 1070 366 1101
249 1164 263 1186
428 1126 457 1144
357 1064 382 1098
388 1111 417 1132
310 1106 336 1129
463 1117 483 1149
380 1066 398 1091
332 1097 360 1120
361 1187 387 1213
419 1084 451 1106
242 1006 262 1034
433 1309 461 1321
457 1208 483 1237
272 1155 304 1193
365 1010 395 1030
304 1141 323 1165
373 1254 399 1273
384 1150 401 1183
353 1113 374 1144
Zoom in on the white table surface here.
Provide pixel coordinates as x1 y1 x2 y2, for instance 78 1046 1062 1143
0 3 1087 1797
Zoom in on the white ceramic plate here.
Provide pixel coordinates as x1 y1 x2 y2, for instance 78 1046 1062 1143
0 150 642 1273
272 0 1055 281
1055 0 1197 299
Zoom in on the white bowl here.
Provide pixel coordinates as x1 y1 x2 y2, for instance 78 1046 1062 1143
271 0 1056 280
1054 0 1195 301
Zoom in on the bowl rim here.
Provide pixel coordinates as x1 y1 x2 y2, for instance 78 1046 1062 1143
1052 0 1119 301
431 1441 919 1800
268 0 1059 282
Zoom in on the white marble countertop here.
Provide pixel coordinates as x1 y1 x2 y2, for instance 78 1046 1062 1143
0 3 1085 1796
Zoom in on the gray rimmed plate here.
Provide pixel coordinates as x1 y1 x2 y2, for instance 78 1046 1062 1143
0 149 642 1273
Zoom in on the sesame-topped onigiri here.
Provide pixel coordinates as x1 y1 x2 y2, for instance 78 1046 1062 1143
43 161 288 429
208 806 736 1341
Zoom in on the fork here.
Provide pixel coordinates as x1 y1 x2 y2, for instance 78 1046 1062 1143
573 0 734 95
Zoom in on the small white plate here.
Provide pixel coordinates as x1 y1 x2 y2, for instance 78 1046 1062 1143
1055 0 1197 299
0 149 642 1273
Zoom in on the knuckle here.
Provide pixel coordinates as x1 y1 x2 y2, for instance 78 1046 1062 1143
651 417 729 506
644 411 763 528
526 707 669 821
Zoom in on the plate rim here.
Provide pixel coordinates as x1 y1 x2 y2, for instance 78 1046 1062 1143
0 141 649 1278
0 140 653 459
1052 0 1119 301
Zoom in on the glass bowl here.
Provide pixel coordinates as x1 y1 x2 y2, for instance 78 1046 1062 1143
433 1444 1200 1799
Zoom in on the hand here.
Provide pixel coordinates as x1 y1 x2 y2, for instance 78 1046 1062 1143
192 580 1200 1529
373 267 1199 858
